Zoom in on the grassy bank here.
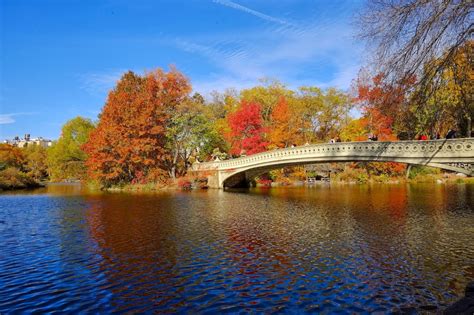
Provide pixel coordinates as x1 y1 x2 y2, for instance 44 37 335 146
78 167 474 192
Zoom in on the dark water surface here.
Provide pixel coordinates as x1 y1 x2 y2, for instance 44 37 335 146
0 183 473 313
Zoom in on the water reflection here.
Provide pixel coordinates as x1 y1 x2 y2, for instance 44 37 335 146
0 184 473 313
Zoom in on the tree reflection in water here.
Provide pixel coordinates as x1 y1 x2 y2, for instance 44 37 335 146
1 184 470 312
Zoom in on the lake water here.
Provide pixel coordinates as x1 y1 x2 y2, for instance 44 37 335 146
0 183 473 313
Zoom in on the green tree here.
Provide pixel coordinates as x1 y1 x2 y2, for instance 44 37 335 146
296 87 352 141
48 116 95 181
165 99 225 178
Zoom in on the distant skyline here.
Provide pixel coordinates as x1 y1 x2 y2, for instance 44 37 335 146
1 0 364 140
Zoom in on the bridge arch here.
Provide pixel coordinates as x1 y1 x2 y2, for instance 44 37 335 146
221 159 471 188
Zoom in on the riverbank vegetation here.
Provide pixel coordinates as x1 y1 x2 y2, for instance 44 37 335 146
1 1 471 191
0 144 45 190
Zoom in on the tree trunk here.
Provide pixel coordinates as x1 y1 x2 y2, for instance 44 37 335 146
170 166 176 180
406 164 412 180
170 149 179 179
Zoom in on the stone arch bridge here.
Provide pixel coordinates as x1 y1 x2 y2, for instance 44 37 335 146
191 139 474 189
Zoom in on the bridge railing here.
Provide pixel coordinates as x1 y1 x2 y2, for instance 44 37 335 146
192 138 474 171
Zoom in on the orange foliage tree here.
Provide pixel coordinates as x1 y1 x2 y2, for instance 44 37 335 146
83 68 191 186
0 144 25 170
339 118 367 142
268 96 299 148
226 101 269 156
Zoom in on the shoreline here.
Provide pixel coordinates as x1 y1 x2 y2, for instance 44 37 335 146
1 175 472 193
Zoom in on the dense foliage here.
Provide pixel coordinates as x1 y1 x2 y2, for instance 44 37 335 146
0 144 45 190
83 69 191 186
48 117 95 181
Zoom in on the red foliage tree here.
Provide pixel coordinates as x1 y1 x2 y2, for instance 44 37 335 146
354 72 411 175
355 72 416 136
83 68 191 186
360 107 396 140
227 101 268 156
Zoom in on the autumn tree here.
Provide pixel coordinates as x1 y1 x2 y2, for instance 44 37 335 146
361 107 396 141
83 68 191 187
268 96 300 148
204 89 239 152
318 88 352 139
353 73 410 175
227 101 268 156
296 87 352 142
48 116 95 181
0 143 25 170
339 118 367 142
354 71 415 138
24 144 48 181
240 79 294 123
0 144 40 190
410 41 473 137
294 87 323 143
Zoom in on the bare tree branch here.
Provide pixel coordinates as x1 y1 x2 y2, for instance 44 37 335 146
357 0 473 85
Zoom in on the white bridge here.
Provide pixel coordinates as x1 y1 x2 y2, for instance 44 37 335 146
192 139 474 188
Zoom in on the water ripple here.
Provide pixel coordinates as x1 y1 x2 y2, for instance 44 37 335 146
0 184 473 313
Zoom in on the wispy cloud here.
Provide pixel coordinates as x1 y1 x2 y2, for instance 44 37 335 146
316 64 360 90
192 74 256 96
0 115 15 124
172 19 362 94
0 112 36 125
212 0 292 26
79 69 126 95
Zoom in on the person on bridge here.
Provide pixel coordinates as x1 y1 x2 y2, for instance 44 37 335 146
446 129 457 139
368 134 378 141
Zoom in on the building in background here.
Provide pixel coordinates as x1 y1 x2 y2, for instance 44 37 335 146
3 134 53 148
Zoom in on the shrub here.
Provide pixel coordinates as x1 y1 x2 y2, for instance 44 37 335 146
334 166 369 183
0 167 40 190
408 165 440 179
193 177 209 189
177 178 192 190
256 178 272 187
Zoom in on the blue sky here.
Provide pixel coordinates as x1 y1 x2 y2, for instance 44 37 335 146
0 0 364 140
